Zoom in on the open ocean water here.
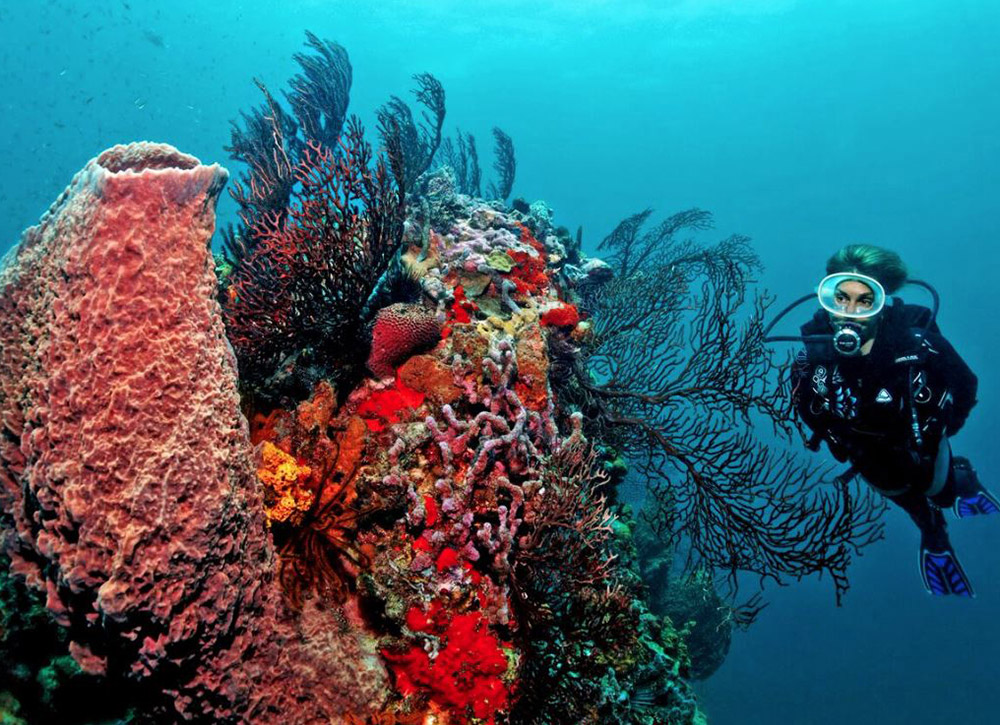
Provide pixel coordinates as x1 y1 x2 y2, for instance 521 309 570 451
2 1 998 723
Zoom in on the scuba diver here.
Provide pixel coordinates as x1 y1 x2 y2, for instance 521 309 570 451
766 244 998 596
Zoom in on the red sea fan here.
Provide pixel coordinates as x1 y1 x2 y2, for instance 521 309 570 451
222 116 405 382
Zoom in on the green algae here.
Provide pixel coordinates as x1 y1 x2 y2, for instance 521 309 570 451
486 249 515 272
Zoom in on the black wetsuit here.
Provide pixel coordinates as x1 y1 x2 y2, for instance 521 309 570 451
792 299 978 533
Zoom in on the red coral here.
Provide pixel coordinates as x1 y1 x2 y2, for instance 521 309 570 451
423 495 439 527
505 223 551 297
435 547 460 571
507 250 549 296
449 285 478 324
540 304 580 328
357 375 426 432
367 303 443 379
383 602 512 723
514 222 547 256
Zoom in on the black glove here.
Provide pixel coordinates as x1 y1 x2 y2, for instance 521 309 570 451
945 413 968 438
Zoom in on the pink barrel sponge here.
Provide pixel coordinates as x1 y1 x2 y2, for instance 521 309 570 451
0 142 388 721
366 302 443 379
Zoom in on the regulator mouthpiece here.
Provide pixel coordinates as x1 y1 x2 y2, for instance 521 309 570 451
832 323 864 356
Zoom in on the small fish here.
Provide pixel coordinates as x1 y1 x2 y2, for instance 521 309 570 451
134 97 146 110
59 69 66 76
143 29 165 48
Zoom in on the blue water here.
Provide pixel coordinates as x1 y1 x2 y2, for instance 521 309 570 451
2 1 999 722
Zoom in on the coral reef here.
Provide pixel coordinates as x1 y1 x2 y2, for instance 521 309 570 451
0 139 701 725
2 34 885 725
235 181 703 724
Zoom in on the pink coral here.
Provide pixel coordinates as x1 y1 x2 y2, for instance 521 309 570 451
367 302 443 379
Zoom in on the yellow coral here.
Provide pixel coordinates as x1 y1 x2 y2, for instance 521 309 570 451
475 308 538 339
257 441 314 525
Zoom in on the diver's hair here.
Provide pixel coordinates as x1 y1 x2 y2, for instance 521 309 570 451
825 244 908 294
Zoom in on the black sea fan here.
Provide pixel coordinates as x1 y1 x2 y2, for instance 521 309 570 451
561 208 885 606
225 32 354 244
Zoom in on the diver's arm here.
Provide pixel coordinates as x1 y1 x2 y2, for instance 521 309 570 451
927 330 978 436
790 351 817 428
790 353 849 460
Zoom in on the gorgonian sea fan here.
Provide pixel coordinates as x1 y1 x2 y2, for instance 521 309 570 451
565 209 885 605
222 116 406 382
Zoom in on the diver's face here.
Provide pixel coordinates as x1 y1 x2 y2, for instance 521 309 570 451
829 279 879 339
832 280 877 316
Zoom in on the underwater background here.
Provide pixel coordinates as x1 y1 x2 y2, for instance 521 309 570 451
1 0 998 722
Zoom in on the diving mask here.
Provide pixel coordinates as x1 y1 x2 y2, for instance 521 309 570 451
817 273 886 320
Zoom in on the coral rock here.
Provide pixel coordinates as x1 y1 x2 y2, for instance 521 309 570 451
514 323 551 411
447 323 491 365
296 379 338 432
399 354 463 406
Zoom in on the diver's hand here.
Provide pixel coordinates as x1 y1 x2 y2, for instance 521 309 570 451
945 412 968 437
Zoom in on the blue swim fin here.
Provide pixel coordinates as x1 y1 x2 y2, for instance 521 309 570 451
920 546 974 597
955 491 1000 518
951 457 1000 519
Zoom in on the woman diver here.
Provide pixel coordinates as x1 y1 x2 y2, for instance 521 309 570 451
769 244 997 596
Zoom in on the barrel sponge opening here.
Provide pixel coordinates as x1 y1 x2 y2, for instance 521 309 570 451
96 143 200 173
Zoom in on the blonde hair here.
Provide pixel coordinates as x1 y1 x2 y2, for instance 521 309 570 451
826 244 908 294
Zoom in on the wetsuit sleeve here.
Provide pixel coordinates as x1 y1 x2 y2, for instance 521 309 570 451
925 326 978 436
790 351 815 425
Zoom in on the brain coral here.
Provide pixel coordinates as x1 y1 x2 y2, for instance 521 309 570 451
366 302 443 379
